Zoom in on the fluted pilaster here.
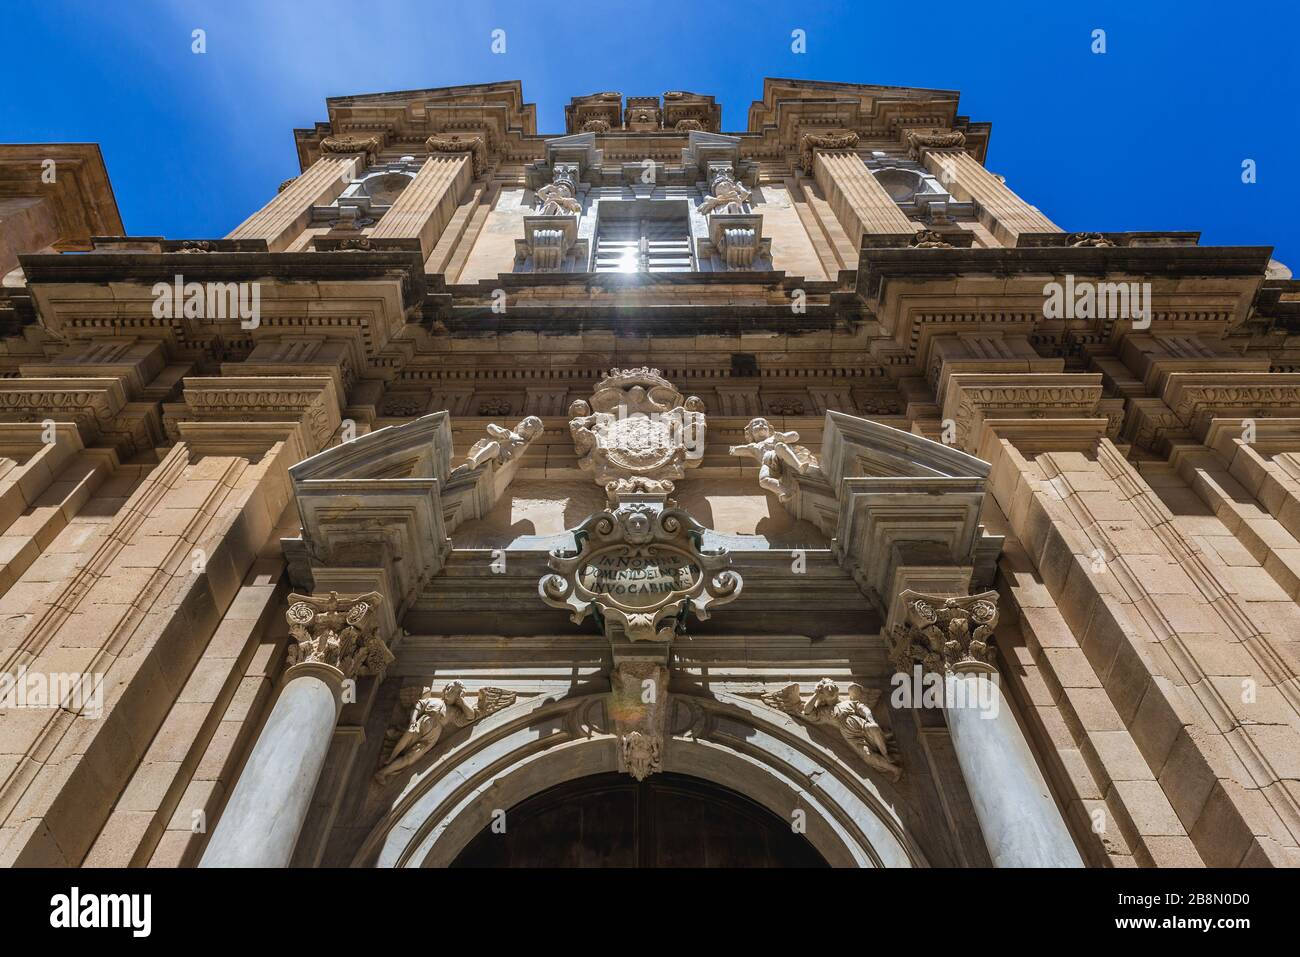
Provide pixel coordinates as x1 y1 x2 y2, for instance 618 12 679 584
227 153 363 252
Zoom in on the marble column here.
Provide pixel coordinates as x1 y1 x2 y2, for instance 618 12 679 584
200 591 390 868
892 590 1084 867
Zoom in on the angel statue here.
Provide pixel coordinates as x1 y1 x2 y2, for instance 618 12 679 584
728 416 821 502
697 167 752 216
535 179 582 216
760 678 900 780
566 399 614 471
456 416 544 473
375 680 517 784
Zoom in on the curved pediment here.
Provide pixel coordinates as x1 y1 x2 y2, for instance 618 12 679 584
788 412 1002 614
289 412 452 483
821 410 991 484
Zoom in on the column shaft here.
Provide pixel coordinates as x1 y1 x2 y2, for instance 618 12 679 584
921 150 1059 244
370 153 472 260
227 154 363 252
199 664 342 867
944 670 1083 867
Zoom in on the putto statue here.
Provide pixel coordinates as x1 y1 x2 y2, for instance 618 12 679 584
535 165 582 216
455 415 543 473
567 368 706 488
697 166 751 216
728 417 821 502
760 678 900 780
375 680 518 784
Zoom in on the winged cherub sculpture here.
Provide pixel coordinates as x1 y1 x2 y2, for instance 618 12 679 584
760 678 901 780
456 416 544 472
729 416 821 502
375 680 517 784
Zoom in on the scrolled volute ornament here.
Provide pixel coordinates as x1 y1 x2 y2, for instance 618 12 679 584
540 501 741 642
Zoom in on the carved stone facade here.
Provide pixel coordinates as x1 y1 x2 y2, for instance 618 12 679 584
2 78 1298 871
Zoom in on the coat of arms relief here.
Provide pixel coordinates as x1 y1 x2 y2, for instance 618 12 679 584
567 366 706 496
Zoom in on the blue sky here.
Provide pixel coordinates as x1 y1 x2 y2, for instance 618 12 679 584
3 0 1297 267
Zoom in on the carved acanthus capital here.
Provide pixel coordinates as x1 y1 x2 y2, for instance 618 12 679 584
890 590 1000 676
799 131 860 174
911 230 954 249
285 590 394 680
905 129 967 159
425 134 487 177
1069 232 1116 248
581 118 611 133
320 135 382 163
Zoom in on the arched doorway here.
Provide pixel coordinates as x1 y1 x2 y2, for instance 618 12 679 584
451 772 828 867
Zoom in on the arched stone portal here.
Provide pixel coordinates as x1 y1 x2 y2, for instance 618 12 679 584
451 772 829 867
352 690 923 868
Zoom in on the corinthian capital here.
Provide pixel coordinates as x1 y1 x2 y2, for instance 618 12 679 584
284 590 394 680
889 590 999 676
798 131 860 174
320 135 383 163
904 129 966 159
426 135 486 176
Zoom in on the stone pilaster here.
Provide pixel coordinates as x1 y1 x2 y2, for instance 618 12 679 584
227 153 366 252
369 142 475 260
918 147 1059 245
808 135 915 245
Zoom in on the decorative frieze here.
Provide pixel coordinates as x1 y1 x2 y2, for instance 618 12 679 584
941 372 1104 452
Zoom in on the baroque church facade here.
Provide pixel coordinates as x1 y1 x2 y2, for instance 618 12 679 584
0 79 1298 868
